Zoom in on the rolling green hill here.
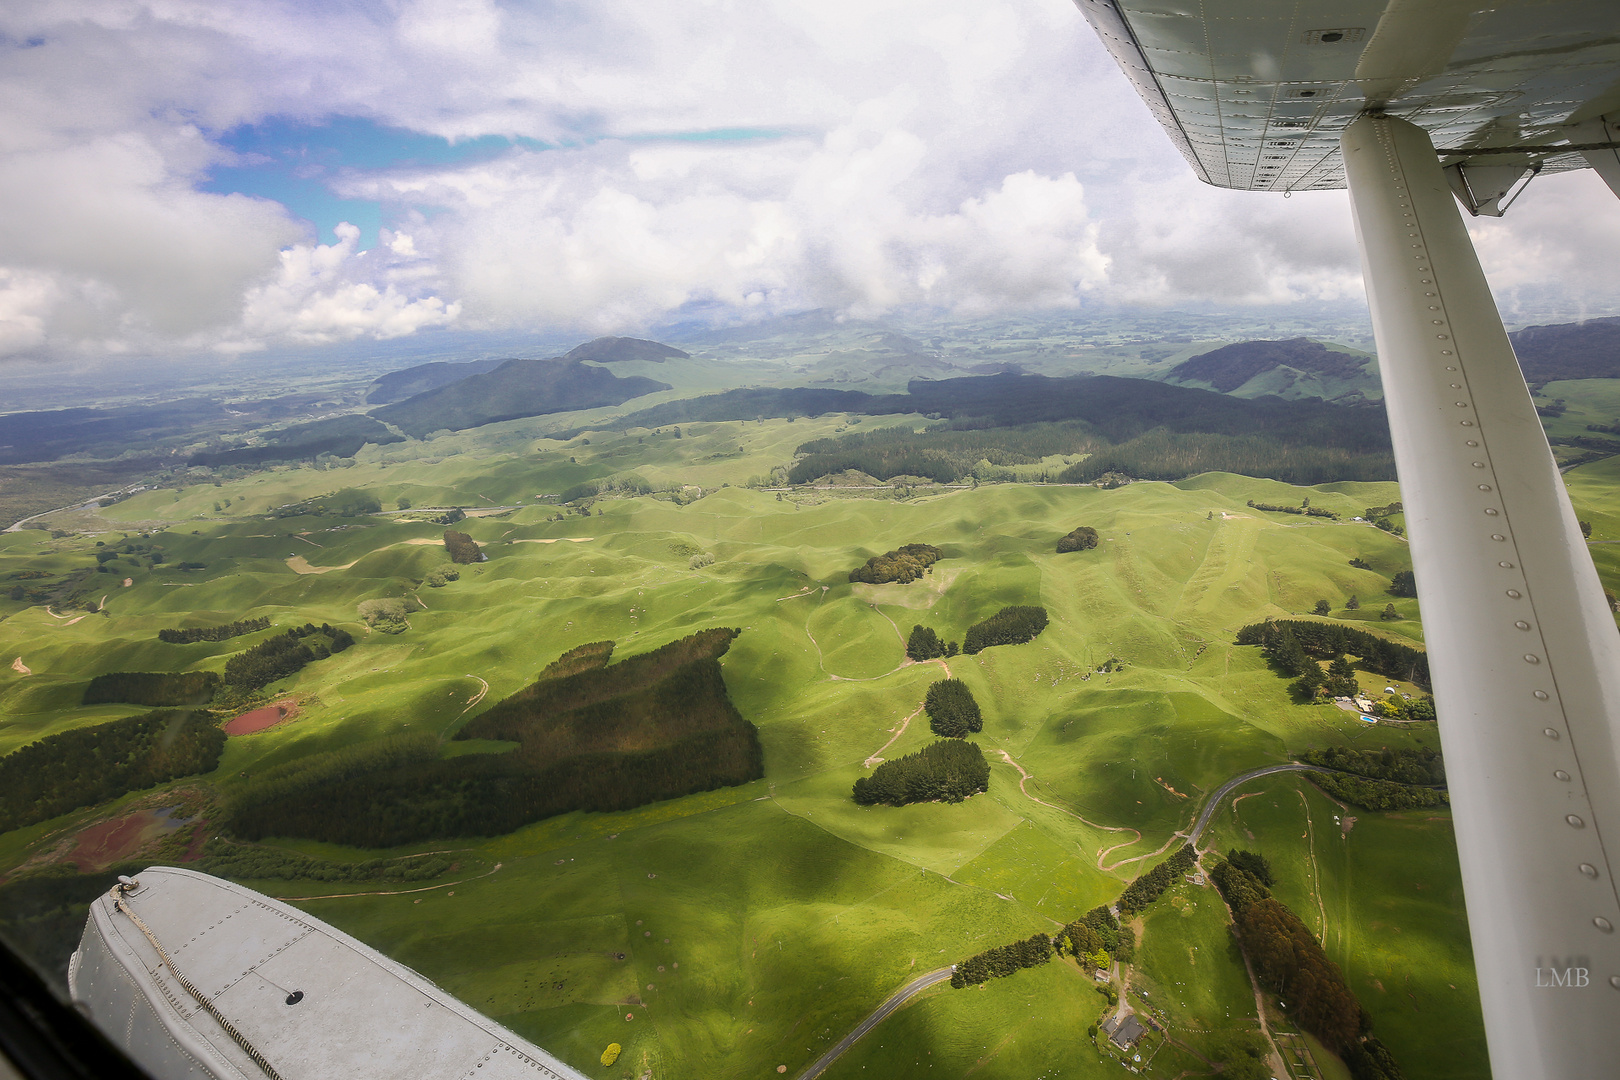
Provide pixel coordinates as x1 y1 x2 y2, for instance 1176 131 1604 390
1164 337 1379 401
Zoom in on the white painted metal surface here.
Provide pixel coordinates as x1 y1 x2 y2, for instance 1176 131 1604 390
1343 113 1620 1078
1071 0 1620 192
68 867 589 1080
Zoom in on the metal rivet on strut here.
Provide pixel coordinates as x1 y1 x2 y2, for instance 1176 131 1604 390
1515 620 1530 630
1533 689 1548 699
1479 485 1492 491
1545 727 1560 739
1598 918 1615 934
1507 589 1521 598
1568 814 1586 827
1500 561 1515 568
1485 508 1498 515
1581 863 1599 878
1525 654 1541 664
1555 770 1571 780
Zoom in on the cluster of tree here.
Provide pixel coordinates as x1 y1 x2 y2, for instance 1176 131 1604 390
1056 525 1099 552
949 932 1054 988
424 565 461 588
443 529 484 564
358 597 417 634
1058 905 1135 966
1309 772 1449 811
82 671 219 707
158 616 271 644
1236 619 1430 690
963 606 1048 654
196 839 452 883
852 739 990 806
273 487 383 518
1212 853 1403 1078
232 630 763 846
435 507 466 525
848 543 943 584
924 679 983 737
538 640 615 680
1364 501 1404 536
1117 843 1198 915
1387 570 1417 598
1246 499 1338 519
224 623 355 691
1348 557 1373 570
1303 746 1445 785
0 710 226 834
1369 693 1436 722
905 624 959 660
559 473 655 503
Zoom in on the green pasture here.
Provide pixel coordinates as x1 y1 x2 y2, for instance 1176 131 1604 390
0 426 1538 1079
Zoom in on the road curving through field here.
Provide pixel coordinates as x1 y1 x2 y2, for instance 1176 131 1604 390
795 966 955 1080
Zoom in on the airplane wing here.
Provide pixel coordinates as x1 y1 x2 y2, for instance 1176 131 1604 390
1073 3 1620 1077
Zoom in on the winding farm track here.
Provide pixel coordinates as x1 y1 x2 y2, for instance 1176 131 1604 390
795 967 955 1080
1188 763 1316 845
995 751 1142 865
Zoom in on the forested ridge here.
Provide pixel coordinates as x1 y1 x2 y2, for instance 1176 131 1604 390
579 372 1394 485
230 630 763 846
0 711 226 833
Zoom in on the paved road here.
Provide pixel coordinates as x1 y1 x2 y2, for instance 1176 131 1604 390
1188 763 1316 845
796 967 955 1080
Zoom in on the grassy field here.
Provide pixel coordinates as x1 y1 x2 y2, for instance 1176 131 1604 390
4 413 1595 1079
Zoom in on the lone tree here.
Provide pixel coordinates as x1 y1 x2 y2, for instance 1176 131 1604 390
1056 526 1099 553
1313 599 1331 615
1381 603 1401 620
1388 570 1417 597
925 679 983 737
1345 594 1361 610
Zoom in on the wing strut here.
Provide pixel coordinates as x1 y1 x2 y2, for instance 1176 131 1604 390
1342 113 1620 1078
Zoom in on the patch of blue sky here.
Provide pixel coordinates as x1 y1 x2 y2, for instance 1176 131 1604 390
201 115 805 247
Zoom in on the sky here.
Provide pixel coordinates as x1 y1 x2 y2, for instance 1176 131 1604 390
1 0 1617 363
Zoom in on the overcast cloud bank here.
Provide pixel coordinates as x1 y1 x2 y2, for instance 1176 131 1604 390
1 0 1615 361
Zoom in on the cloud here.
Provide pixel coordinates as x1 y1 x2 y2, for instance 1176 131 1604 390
235 223 460 348
1 0 1615 360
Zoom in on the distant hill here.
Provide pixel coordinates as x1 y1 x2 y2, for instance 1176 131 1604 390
188 415 403 466
1164 338 1375 399
563 336 690 364
365 358 509 404
1510 317 1620 383
371 359 672 438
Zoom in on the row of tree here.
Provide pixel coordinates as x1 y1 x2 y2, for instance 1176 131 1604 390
1058 905 1135 966
963 606 1048 654
924 679 983 737
0 710 226 834
1246 499 1338 519
196 839 452 883
949 933 1055 988
1117 842 1198 915
848 543 943 584
1301 746 1445 785
82 671 219 707
157 616 271 644
852 739 990 806
1308 772 1449 811
1212 853 1405 1080
223 623 355 692
1056 525 1098 553
906 624 959 661
1236 619 1430 690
